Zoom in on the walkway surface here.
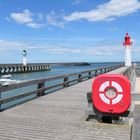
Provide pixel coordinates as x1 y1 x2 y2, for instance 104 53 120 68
135 78 140 92
133 70 140 105
0 67 131 140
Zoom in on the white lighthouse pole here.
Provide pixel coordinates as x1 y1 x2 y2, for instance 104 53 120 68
123 33 132 67
22 49 27 66
125 45 131 66
23 56 27 66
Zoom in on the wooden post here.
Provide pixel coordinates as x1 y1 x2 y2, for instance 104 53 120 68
78 74 82 82
64 77 68 87
42 65 45 71
32 66 34 71
16 67 19 73
37 82 45 96
12 67 15 74
0 68 2 75
3 67 6 75
102 69 105 73
106 68 108 72
108 67 111 72
99 69 103 74
104 68 107 73
88 72 91 79
7 67 11 74
29 66 31 72
95 70 98 76
0 92 1 111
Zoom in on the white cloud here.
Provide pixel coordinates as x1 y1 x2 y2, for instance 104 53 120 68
0 40 25 50
11 9 33 24
1 38 136 57
32 44 122 56
64 0 140 22
83 46 121 56
46 11 65 28
10 9 65 29
0 39 118 56
10 9 44 29
26 22 44 29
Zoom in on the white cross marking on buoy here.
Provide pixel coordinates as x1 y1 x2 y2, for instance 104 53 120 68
99 81 123 105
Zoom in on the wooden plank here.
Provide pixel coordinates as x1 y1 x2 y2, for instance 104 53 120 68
131 93 140 101
132 105 140 140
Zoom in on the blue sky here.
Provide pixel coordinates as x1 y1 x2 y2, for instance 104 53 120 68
0 0 140 63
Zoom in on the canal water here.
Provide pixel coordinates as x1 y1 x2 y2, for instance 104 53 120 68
1 62 122 110
11 62 121 81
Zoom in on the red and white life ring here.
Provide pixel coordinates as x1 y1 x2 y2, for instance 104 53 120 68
92 74 131 114
99 81 123 105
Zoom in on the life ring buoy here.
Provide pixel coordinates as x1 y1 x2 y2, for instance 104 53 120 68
92 74 131 114
99 81 123 105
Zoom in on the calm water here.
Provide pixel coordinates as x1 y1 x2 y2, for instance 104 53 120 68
1 62 122 110
11 62 122 81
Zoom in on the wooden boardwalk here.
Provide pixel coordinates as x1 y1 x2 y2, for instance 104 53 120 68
0 67 131 140
131 68 140 140
135 78 140 92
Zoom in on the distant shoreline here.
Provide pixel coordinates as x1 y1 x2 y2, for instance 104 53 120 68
0 61 135 67
49 62 91 66
0 62 91 67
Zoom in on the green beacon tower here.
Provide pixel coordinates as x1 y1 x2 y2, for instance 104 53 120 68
22 49 27 66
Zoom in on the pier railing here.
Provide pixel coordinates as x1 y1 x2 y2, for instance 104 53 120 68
0 64 124 111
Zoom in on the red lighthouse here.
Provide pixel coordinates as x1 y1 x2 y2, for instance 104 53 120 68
123 33 132 66
123 33 132 46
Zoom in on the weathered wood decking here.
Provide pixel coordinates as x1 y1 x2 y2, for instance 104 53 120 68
131 68 140 140
0 67 131 140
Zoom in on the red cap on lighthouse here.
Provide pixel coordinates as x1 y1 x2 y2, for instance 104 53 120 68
123 33 132 46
